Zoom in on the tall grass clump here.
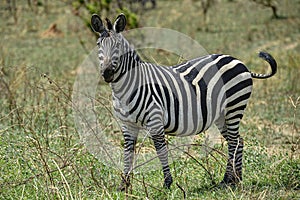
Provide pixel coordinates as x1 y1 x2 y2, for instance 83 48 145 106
0 66 119 199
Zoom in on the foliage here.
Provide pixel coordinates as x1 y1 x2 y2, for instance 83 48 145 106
71 0 139 31
117 7 139 29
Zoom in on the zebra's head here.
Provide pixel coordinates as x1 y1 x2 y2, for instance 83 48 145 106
91 14 127 83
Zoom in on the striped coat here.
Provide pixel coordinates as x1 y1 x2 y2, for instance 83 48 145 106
91 13 277 190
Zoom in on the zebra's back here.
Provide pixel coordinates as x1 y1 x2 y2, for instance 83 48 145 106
161 54 253 136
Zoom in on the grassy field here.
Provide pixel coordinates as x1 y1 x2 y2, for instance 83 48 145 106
0 0 299 199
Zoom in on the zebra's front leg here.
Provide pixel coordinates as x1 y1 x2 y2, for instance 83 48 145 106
118 125 138 191
151 131 173 189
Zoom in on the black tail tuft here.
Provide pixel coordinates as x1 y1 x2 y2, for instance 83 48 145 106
251 52 277 79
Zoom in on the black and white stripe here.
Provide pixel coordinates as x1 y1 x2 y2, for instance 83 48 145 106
91 14 277 190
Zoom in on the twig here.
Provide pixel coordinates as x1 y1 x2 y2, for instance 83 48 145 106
182 149 216 185
130 175 167 195
1 162 70 188
176 182 186 199
142 175 149 198
53 160 74 200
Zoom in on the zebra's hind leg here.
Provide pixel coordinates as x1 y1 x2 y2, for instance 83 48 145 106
150 128 173 189
222 137 243 185
219 122 244 186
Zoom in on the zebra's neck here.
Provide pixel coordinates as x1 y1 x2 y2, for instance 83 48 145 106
111 35 144 85
120 35 141 62
110 37 142 92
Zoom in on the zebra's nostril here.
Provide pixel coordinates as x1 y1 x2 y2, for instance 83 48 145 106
102 67 115 83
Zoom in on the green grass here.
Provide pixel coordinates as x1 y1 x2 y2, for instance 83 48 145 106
0 0 300 199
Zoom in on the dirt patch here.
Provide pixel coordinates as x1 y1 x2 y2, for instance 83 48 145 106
40 23 63 38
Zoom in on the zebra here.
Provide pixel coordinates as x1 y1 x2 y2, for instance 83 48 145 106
90 13 277 190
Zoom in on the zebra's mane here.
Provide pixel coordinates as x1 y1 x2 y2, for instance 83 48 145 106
119 33 141 63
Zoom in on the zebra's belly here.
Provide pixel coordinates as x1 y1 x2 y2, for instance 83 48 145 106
162 89 226 137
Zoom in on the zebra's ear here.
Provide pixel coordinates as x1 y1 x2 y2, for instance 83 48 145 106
114 13 126 33
91 14 104 33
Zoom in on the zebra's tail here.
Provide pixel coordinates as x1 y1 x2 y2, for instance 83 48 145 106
251 52 277 79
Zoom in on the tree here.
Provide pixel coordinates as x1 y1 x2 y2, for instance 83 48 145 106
251 0 280 19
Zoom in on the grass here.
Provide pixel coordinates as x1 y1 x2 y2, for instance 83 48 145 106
0 0 299 199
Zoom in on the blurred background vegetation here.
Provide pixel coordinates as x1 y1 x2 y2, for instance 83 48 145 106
0 0 299 199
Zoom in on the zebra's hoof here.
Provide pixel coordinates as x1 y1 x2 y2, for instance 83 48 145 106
163 176 173 189
117 179 130 191
163 182 171 189
221 172 242 185
218 178 241 189
218 180 237 188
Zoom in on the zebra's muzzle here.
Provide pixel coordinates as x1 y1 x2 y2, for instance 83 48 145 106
102 67 115 83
